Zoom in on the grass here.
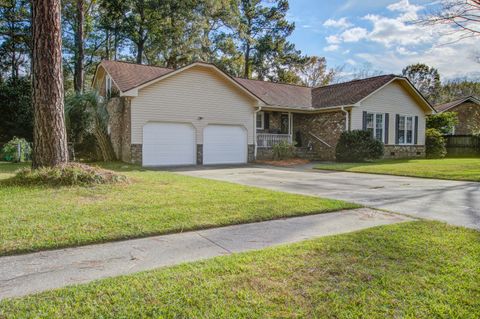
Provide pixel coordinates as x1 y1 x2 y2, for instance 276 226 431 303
0 162 357 256
315 158 480 182
1 221 479 318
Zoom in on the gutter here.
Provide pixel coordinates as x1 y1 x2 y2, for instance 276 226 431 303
341 106 349 131
254 106 262 159
261 104 352 114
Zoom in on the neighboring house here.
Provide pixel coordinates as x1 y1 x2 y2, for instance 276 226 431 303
435 96 480 135
92 60 435 166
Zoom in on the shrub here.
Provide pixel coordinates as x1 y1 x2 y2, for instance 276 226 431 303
1 137 31 162
426 112 458 135
272 140 296 160
335 130 384 162
5 162 128 187
425 128 447 159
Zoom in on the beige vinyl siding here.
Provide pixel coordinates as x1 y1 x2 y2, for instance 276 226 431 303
130 66 256 145
351 81 426 145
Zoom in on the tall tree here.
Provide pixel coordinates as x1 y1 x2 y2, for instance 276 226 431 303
438 79 480 103
298 56 336 87
99 0 159 64
0 0 31 79
237 0 300 79
73 0 84 93
32 0 68 167
402 63 441 103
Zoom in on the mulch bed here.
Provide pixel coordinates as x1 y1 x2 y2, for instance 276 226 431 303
255 158 310 167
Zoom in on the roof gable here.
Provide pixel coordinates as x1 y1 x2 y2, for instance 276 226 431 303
311 75 396 108
435 96 480 113
99 60 173 92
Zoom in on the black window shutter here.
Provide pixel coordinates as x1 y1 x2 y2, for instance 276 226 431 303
362 111 367 131
395 114 400 144
414 116 419 145
384 113 389 144
264 113 270 130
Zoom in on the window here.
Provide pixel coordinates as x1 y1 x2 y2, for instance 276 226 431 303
398 115 414 144
256 112 264 130
366 112 384 142
106 75 112 96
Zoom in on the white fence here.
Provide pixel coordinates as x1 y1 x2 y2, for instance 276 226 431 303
257 133 292 148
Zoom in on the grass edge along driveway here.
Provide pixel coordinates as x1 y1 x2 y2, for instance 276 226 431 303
1 221 478 318
0 162 358 256
315 158 480 182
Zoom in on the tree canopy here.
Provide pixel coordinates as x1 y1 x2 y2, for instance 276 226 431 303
402 63 441 104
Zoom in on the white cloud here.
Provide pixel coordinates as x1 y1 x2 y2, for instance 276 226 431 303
346 59 357 66
324 45 340 52
326 35 341 44
363 13 432 47
340 27 368 42
323 17 352 29
321 0 480 79
387 0 423 21
396 47 417 56
356 35 480 79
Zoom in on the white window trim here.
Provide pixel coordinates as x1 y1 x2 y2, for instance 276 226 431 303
366 112 385 143
256 111 264 130
398 114 414 145
106 75 112 96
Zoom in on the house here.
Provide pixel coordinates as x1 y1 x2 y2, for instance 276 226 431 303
92 60 435 166
435 96 480 135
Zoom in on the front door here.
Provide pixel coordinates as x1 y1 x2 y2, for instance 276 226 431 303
280 113 289 134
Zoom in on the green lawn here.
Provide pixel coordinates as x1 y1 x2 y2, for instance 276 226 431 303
315 158 480 182
0 162 357 256
1 221 478 318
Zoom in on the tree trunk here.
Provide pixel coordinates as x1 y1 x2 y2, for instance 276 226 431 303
244 42 250 78
136 38 144 64
73 0 84 93
32 0 69 168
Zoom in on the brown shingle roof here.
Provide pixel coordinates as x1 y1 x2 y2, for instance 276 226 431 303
234 77 312 109
435 96 480 112
311 75 396 108
98 61 417 110
100 60 173 92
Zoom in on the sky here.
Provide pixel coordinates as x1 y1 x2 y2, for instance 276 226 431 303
287 0 480 81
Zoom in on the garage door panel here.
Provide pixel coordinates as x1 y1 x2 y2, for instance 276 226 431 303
143 123 195 166
203 125 247 165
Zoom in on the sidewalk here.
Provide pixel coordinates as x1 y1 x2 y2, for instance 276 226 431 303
0 208 413 300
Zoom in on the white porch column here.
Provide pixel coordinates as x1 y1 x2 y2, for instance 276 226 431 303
288 112 293 143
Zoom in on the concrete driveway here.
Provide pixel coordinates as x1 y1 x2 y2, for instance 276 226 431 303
179 165 480 230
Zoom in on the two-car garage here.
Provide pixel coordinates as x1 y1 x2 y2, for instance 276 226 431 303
142 122 247 166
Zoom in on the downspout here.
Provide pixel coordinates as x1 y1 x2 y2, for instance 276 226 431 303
341 106 349 131
254 106 262 159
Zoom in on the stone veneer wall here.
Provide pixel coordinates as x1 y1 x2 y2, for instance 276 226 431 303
106 97 132 162
450 102 480 135
293 111 346 161
131 144 142 164
383 145 425 159
131 143 254 165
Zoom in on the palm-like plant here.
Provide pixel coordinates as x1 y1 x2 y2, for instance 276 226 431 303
65 91 116 161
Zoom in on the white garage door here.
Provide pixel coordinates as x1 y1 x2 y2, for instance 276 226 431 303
203 125 247 165
143 122 196 166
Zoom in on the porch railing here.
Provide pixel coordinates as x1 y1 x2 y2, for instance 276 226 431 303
257 133 292 148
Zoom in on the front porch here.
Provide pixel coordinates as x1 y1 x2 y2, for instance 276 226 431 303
255 110 347 161
256 111 294 148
